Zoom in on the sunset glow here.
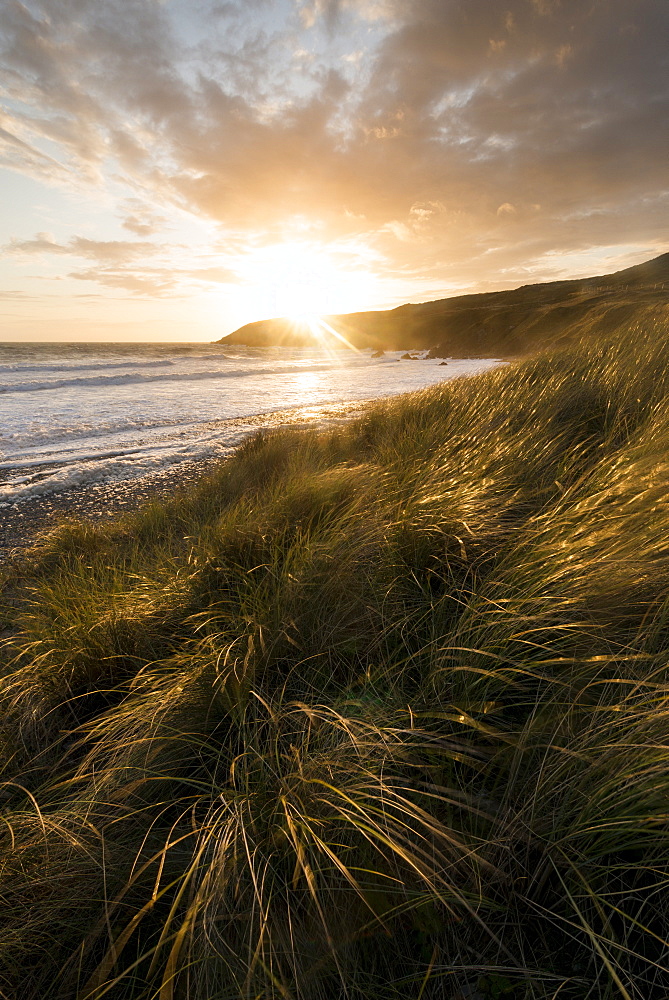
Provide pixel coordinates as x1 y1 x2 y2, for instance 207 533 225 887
0 1 665 341
2 7 668 998
233 242 381 325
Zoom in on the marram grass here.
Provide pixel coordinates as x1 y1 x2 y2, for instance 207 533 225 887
3 325 669 998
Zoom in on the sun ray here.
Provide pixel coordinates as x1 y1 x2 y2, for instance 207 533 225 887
308 317 361 353
233 241 381 329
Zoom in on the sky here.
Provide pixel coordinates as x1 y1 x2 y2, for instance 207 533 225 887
0 0 667 342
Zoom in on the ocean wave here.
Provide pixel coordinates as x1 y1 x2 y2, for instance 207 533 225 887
0 359 372 395
0 449 210 504
0 432 253 503
0 406 368 504
0 358 175 376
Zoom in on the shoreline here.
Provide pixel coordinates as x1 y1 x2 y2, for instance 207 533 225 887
0 457 222 561
0 399 367 562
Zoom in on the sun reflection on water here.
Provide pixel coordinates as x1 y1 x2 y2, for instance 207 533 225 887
293 370 327 390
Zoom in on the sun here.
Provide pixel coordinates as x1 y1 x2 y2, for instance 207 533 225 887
235 241 380 326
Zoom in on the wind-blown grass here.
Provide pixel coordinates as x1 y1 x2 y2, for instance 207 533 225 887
3 323 669 998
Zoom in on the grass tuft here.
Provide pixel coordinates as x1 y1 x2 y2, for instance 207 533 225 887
3 324 669 997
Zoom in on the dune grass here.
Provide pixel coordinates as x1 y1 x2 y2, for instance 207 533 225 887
3 323 669 998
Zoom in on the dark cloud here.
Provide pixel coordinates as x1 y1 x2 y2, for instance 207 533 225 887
0 0 666 293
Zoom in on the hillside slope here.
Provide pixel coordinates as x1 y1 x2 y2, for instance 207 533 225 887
5 322 669 996
218 251 669 356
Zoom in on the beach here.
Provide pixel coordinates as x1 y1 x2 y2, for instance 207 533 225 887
0 456 218 559
0 400 367 560
0 342 503 560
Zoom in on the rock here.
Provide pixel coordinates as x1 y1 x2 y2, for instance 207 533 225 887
371 349 384 358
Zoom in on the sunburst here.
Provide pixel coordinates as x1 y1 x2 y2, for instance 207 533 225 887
234 240 380 339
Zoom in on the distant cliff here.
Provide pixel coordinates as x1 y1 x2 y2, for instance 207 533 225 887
217 252 669 357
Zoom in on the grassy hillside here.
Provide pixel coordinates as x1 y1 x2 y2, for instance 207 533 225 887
4 321 669 997
219 252 669 357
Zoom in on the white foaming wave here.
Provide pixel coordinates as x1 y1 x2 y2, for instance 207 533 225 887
0 405 367 505
0 359 367 395
2 415 207 450
0 354 506 506
0 358 176 376
0 427 255 505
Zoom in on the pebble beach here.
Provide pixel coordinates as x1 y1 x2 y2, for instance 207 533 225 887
0 401 367 561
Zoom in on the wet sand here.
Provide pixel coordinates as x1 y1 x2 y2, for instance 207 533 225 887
0 401 366 562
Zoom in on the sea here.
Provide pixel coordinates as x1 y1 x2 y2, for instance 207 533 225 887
0 342 503 507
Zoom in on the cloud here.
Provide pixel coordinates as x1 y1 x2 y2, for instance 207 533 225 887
0 0 666 296
68 267 180 295
2 227 239 297
120 199 169 236
3 234 157 262
0 289 35 300
3 232 70 256
0 111 73 185
67 261 239 297
69 237 159 263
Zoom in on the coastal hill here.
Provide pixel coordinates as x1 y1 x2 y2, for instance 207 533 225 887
218 251 669 356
